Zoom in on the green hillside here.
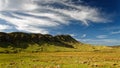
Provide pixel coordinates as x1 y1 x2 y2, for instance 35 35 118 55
0 32 116 53
0 32 120 68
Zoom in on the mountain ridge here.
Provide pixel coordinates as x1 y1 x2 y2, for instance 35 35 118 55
0 32 115 53
0 32 80 49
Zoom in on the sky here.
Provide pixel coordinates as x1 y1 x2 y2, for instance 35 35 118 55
0 0 120 45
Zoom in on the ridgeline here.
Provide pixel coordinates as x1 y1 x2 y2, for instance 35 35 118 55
0 32 80 50
0 32 113 53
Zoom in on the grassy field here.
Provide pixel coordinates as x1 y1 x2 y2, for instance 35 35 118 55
0 43 120 68
0 31 120 68
0 51 120 68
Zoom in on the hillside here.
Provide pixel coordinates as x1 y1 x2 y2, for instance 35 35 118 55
0 32 82 53
0 32 79 46
0 32 113 53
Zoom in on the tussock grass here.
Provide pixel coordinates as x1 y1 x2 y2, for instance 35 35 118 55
0 43 120 68
0 51 120 68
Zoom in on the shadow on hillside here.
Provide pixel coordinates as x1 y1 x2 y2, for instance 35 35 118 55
0 32 77 49
0 41 74 49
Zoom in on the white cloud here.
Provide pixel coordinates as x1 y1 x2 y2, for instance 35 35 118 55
69 34 75 37
111 31 120 34
102 26 120 31
81 34 86 38
96 35 107 39
0 24 12 31
0 14 49 34
78 38 120 45
17 26 48 34
0 0 38 11
0 0 110 33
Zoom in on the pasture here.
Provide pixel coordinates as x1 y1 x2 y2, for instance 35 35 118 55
0 51 120 68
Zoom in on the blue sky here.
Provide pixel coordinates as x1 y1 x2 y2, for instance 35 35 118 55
0 0 120 45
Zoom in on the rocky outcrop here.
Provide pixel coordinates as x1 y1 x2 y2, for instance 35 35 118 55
0 32 79 48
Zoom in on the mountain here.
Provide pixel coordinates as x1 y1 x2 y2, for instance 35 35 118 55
0 32 79 49
0 32 114 53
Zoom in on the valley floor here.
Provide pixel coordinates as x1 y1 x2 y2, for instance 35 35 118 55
0 51 120 68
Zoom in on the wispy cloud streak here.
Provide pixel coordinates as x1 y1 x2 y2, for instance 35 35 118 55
0 0 109 33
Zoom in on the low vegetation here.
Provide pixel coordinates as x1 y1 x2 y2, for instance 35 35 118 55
0 32 120 68
0 51 120 68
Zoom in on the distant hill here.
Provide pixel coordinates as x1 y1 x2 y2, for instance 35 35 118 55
109 45 120 48
0 32 114 53
0 32 79 49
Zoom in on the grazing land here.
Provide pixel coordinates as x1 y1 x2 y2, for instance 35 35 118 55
0 47 120 68
0 32 120 68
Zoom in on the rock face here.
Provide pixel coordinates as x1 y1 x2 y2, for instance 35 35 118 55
0 32 79 48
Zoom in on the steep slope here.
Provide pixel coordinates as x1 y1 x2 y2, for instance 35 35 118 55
0 32 114 53
0 32 79 49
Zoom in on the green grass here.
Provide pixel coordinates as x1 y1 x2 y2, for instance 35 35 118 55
0 51 120 68
0 43 120 68
0 43 113 53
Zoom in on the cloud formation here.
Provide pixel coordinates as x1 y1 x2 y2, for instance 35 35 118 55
78 38 120 45
0 24 12 31
111 30 120 34
81 34 87 38
96 35 108 39
0 0 109 33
